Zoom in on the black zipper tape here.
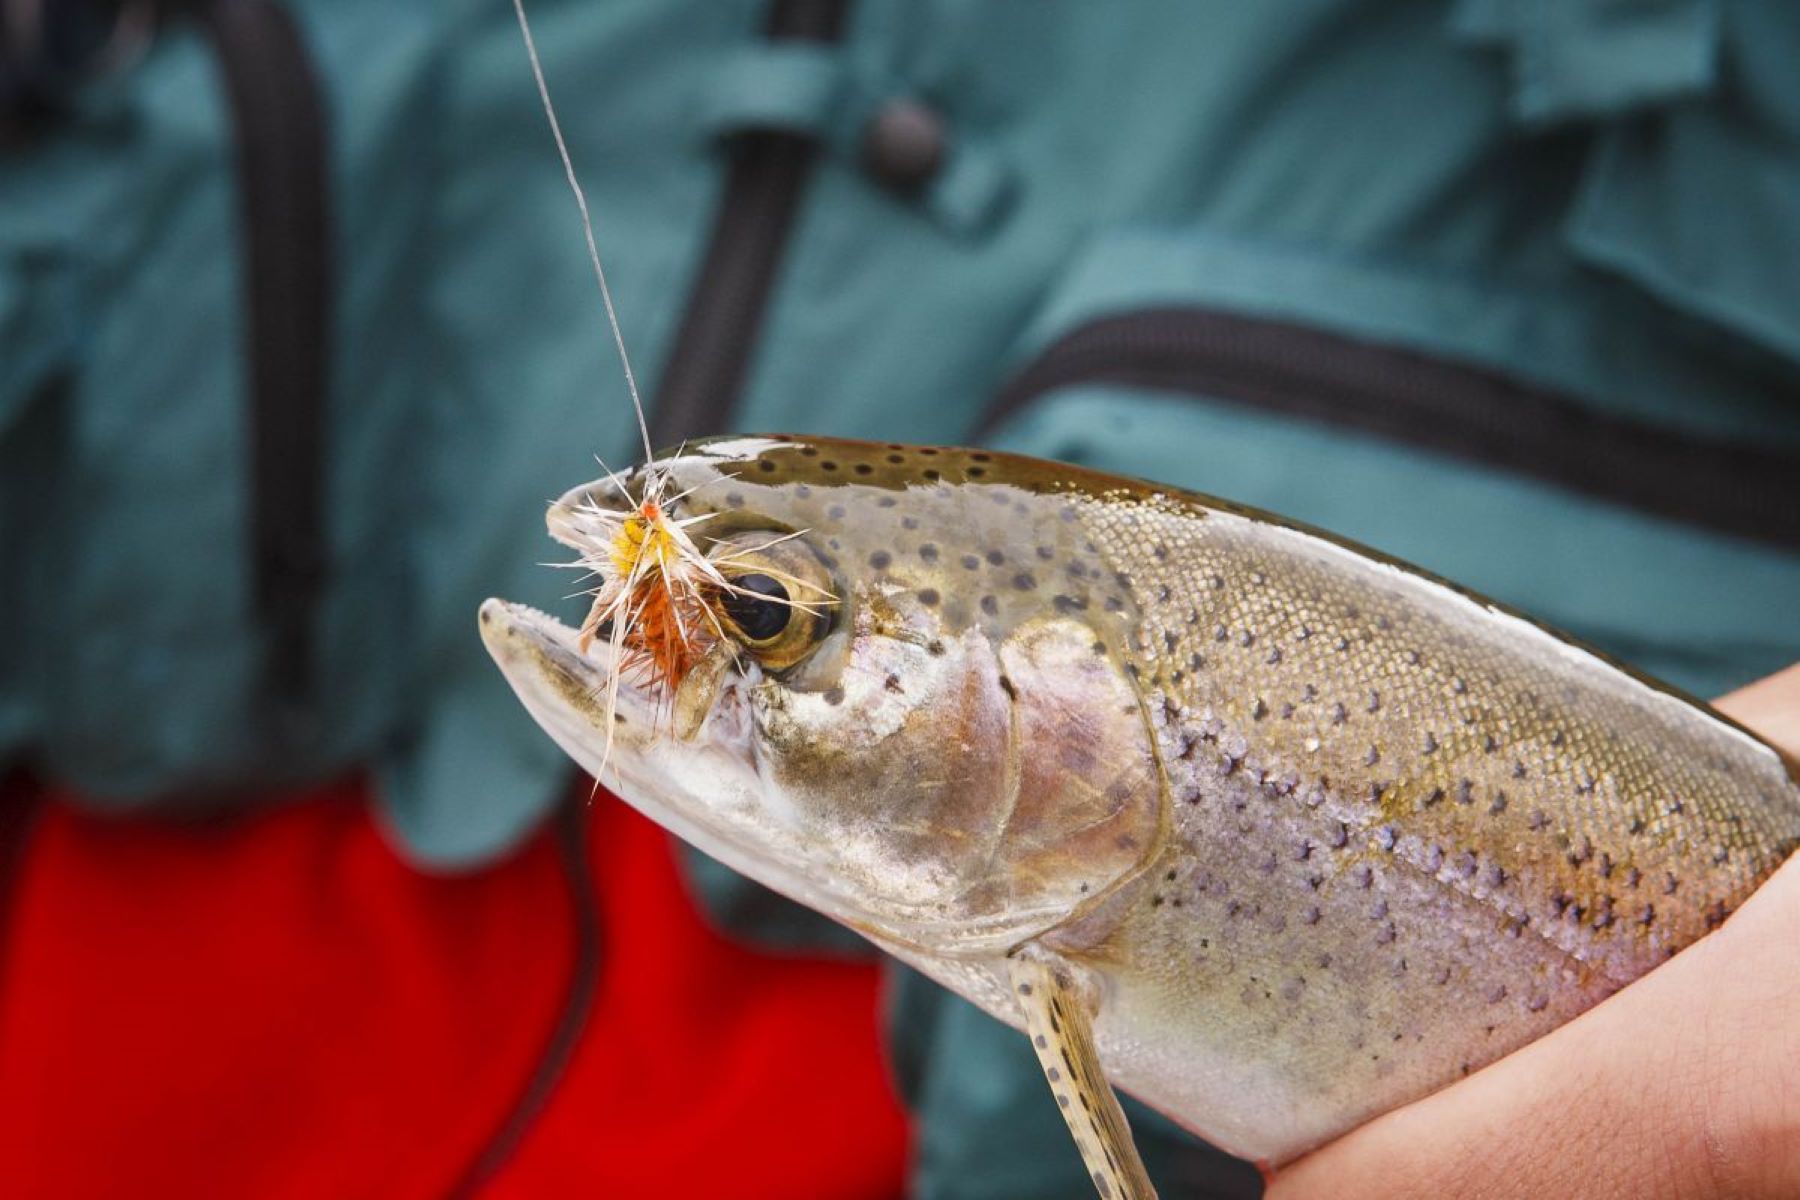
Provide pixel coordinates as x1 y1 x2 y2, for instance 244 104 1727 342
648 0 849 446
981 308 1800 551
195 0 332 730
450 796 601 1197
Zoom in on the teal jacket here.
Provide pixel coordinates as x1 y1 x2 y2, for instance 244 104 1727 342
5 2 1798 1195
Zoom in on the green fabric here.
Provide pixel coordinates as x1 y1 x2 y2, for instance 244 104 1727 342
6 2 1800 1196
693 43 852 140
1452 0 1720 125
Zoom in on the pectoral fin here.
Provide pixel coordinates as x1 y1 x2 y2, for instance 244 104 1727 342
1008 948 1158 1200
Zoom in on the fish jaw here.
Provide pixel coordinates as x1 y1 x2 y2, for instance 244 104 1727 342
477 598 876 935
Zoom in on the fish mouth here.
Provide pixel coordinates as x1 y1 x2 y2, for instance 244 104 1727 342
478 598 661 751
477 597 892 941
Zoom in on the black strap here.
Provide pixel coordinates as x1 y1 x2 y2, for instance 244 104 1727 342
983 308 1800 551
449 796 602 1196
649 0 849 446
194 0 333 729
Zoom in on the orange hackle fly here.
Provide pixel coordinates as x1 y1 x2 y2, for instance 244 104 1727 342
565 466 730 727
559 463 830 768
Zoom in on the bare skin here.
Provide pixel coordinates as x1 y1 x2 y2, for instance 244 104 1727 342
1271 662 1800 1200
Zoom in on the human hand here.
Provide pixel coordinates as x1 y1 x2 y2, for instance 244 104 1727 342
1269 663 1800 1200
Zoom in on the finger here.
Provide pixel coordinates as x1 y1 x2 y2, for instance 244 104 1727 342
1713 661 1800 759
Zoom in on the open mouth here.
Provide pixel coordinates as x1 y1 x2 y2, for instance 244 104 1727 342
479 594 756 824
479 593 898 943
477 598 654 737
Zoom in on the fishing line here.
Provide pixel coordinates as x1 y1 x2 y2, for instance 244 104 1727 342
510 0 654 463
508 0 827 762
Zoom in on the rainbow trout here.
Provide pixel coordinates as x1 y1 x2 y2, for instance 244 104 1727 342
480 436 1800 1199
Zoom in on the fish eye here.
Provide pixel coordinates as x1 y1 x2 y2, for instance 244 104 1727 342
721 573 790 642
710 538 835 671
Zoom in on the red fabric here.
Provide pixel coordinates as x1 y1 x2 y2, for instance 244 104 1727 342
0 776 909 1198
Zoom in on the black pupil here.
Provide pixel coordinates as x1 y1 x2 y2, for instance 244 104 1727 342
723 573 791 642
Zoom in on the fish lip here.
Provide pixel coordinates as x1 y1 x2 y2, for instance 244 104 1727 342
478 597 667 751
478 597 878 932
548 477 631 551
480 597 613 697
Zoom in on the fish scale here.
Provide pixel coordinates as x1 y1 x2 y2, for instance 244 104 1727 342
482 435 1800 1191
1040 482 1798 1155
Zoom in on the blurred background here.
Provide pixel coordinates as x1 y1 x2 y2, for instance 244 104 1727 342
2 1 1798 1196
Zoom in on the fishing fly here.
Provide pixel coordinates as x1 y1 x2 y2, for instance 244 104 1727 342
509 0 830 755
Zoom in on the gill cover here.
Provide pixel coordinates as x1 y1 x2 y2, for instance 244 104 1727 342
750 612 1166 952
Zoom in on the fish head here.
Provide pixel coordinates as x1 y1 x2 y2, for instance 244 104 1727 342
480 436 1167 956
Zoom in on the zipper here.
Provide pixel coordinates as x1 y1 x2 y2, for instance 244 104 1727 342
981 307 1800 551
195 0 333 736
450 796 601 1198
648 0 850 446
